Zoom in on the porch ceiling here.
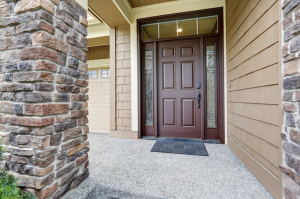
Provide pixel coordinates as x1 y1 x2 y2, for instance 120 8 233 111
87 36 110 47
89 0 129 27
127 0 177 8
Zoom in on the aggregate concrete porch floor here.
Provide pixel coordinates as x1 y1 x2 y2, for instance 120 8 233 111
65 133 274 199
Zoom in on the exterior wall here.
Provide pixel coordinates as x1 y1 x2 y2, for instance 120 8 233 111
0 0 90 198
116 25 131 131
280 0 300 198
226 0 282 198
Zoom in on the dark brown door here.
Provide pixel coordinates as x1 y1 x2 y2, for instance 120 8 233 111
157 38 203 138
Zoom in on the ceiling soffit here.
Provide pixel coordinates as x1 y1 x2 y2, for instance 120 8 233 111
89 0 129 27
88 36 110 47
127 0 177 8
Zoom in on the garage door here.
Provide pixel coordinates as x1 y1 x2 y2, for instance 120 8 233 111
88 68 110 133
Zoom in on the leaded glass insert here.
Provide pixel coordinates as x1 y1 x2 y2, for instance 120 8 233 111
145 50 153 125
206 45 216 127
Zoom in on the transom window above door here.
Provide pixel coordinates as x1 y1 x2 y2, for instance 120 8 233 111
142 16 218 40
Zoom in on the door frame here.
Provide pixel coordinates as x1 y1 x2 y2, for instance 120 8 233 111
137 7 224 144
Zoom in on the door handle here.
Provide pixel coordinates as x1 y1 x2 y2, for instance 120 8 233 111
197 93 201 108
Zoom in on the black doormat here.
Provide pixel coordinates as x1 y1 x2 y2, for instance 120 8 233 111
150 139 209 156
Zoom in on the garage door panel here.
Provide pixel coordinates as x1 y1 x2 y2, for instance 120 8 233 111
87 68 110 134
89 82 99 92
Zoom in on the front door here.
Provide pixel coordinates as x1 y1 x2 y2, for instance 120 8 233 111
158 38 202 138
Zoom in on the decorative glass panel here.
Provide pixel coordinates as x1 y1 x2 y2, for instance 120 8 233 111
178 19 197 37
143 23 159 40
145 50 153 126
206 45 216 127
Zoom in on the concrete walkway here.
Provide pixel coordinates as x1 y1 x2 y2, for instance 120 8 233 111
65 133 273 199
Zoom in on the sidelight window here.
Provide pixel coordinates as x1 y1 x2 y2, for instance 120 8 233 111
206 45 216 127
145 50 153 126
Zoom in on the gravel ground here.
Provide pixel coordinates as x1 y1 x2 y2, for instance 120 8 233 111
63 133 273 199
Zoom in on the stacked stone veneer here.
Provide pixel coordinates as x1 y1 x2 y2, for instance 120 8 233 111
0 0 90 198
280 0 300 198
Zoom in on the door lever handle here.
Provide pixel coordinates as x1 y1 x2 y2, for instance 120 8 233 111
197 93 201 108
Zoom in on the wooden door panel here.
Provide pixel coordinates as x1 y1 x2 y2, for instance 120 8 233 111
163 63 175 90
182 99 195 127
163 99 176 126
181 46 194 57
163 47 175 58
181 61 194 89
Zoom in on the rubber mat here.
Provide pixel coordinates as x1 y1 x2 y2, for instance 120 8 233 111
150 139 209 156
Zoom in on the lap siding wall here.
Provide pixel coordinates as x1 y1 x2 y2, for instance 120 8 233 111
226 0 282 198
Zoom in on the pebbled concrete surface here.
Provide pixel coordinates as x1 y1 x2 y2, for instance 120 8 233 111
63 133 274 199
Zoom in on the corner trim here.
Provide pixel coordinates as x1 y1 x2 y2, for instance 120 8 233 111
110 27 116 131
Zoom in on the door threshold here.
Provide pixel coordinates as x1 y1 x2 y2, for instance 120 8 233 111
141 136 222 144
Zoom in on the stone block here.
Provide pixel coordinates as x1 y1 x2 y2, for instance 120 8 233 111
60 167 79 185
35 83 54 91
20 47 60 63
55 18 68 33
34 10 54 24
61 138 81 151
56 114 70 123
35 147 57 158
74 39 88 51
56 163 75 178
3 27 16 36
82 125 89 135
36 173 55 189
30 155 55 167
80 73 89 80
283 102 297 112
78 117 88 126
15 33 32 48
79 62 88 72
57 151 67 160
58 66 81 78
54 122 69 132
50 132 62 146
82 135 88 142
32 136 50 150
6 162 34 176
15 0 55 15
67 57 79 69
56 159 65 171
14 72 54 82
56 75 73 84
25 104 69 115
72 87 80 93
35 165 54 177
80 16 88 27
67 141 89 156
74 20 87 36
59 53 67 66
70 102 82 110
19 61 34 70
286 114 296 127
76 154 88 166
16 92 52 102
32 31 68 54
71 94 88 102
63 127 81 141
69 168 89 189
6 155 28 164
69 45 83 60
69 119 77 128
68 28 80 39
82 160 89 170
6 146 34 156
34 126 54 136
16 20 55 35
2 92 15 101
62 2 79 21
56 8 74 27
56 85 74 92
74 79 88 87
66 35 75 45
35 60 57 72
53 93 70 102
71 110 88 118
37 181 58 198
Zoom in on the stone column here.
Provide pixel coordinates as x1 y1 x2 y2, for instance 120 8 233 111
0 0 90 198
281 0 300 198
